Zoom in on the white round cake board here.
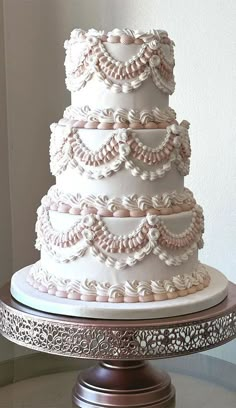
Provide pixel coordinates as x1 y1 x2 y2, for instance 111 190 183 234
10 265 228 320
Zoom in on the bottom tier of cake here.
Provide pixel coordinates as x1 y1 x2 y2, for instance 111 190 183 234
35 206 205 302
10 265 228 319
27 260 210 303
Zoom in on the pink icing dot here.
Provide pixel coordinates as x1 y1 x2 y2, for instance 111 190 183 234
145 122 159 129
159 208 173 215
97 209 113 217
97 123 114 130
108 297 124 303
139 295 154 302
124 296 139 303
84 121 99 129
48 288 56 295
129 210 146 217
113 210 130 217
146 209 161 215
80 294 96 301
55 290 68 298
96 296 109 302
113 123 129 129
39 285 48 293
81 207 97 215
172 205 182 214
120 34 134 45
69 207 81 215
50 203 58 211
156 121 169 129
130 123 143 129
74 120 86 128
58 204 71 213
153 293 168 301
134 38 143 45
107 35 120 43
68 292 81 300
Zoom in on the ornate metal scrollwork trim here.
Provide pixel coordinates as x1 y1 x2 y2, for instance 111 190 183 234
0 298 236 360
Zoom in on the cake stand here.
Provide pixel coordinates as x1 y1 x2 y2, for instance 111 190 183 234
0 283 236 408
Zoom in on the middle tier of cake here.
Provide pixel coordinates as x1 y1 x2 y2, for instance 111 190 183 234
50 121 190 197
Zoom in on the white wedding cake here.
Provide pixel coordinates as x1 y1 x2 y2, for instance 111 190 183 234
10 28 228 319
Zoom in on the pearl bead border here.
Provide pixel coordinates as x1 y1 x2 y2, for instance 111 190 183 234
27 261 210 303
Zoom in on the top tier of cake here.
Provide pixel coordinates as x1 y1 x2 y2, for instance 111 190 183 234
64 28 175 111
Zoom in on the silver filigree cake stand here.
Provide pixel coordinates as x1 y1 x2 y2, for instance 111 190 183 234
0 282 236 407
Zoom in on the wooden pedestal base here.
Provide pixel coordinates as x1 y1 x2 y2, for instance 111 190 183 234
73 360 175 407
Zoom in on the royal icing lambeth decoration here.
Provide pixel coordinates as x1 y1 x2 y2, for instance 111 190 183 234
42 186 196 217
65 28 175 94
63 105 177 129
35 205 204 269
50 123 191 180
27 261 210 303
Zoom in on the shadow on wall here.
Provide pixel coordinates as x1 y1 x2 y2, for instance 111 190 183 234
5 1 68 273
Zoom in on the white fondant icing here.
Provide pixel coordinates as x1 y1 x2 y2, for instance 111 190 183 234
71 77 169 111
56 167 184 197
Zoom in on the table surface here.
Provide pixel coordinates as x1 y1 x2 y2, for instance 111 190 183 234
0 354 235 408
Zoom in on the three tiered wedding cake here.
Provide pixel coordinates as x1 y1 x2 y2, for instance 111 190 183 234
10 28 228 319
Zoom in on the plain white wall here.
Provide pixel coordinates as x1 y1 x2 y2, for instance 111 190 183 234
1 0 236 362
